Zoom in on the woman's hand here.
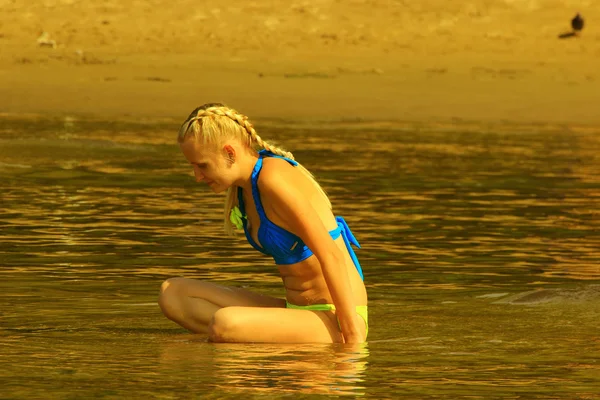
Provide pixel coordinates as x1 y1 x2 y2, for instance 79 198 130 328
343 331 365 344
339 312 366 343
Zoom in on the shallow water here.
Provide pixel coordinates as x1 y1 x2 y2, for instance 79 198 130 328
1 116 599 398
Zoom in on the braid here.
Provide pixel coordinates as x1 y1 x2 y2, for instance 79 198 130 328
178 103 326 236
180 105 295 160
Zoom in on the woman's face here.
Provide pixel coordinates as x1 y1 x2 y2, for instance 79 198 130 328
179 138 235 193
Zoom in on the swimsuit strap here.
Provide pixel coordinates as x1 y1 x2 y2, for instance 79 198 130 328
236 150 299 238
258 149 298 166
237 177 267 254
250 157 267 219
250 150 298 219
330 216 364 281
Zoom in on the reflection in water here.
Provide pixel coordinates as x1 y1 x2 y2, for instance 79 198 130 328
159 338 369 395
1 117 599 398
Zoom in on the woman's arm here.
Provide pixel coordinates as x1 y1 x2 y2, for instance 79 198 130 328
259 162 365 343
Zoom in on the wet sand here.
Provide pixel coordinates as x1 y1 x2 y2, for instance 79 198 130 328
1 0 599 126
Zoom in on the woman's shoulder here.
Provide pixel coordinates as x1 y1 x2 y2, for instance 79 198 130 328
258 157 312 195
258 156 335 228
260 156 302 181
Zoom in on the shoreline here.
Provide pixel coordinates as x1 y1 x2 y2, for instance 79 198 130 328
3 51 600 128
2 1 599 128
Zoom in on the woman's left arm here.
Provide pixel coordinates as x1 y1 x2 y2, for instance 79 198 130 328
260 165 365 343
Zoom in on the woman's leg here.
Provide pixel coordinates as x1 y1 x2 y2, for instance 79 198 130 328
208 306 353 344
158 277 285 333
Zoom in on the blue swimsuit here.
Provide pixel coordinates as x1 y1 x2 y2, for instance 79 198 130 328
237 150 364 280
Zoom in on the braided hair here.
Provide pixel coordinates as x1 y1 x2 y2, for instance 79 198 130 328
178 103 330 235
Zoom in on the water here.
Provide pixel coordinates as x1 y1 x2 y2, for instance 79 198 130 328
1 116 599 398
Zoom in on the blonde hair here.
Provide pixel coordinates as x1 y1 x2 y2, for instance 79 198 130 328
178 103 331 235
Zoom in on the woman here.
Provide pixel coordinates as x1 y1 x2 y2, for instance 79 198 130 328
158 103 368 343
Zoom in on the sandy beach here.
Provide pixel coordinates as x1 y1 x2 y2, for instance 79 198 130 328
1 0 599 126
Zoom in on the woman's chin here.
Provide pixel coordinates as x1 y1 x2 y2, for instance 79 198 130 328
206 181 230 194
211 185 226 194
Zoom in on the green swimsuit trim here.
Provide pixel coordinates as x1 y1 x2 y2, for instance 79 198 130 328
285 301 369 339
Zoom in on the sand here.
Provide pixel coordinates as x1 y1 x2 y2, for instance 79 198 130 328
1 0 599 127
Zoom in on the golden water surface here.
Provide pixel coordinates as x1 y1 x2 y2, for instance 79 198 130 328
1 117 599 398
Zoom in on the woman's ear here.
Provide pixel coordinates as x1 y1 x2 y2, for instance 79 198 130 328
223 144 236 165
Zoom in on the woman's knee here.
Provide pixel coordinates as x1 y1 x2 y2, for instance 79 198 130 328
158 277 185 319
208 307 242 342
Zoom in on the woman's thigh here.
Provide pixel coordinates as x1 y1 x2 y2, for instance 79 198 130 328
209 306 345 344
161 277 286 308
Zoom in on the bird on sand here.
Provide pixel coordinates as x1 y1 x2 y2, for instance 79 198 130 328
571 13 584 32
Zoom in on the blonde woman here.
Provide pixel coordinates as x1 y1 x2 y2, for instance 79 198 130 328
158 103 368 343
